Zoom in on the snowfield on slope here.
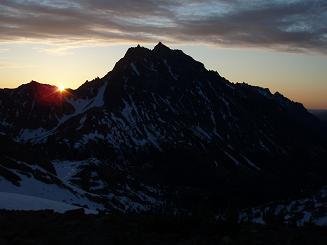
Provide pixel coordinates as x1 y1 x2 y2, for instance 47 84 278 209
0 192 96 213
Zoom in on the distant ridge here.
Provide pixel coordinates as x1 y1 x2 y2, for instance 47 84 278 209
310 109 327 121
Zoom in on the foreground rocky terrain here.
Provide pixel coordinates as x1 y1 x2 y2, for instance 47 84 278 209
0 210 326 245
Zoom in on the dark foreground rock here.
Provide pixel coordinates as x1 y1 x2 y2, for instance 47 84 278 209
0 210 326 245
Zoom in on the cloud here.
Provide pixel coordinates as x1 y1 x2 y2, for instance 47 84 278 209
0 48 9 53
0 0 326 53
0 61 35 69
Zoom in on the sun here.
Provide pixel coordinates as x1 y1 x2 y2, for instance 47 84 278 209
58 85 65 93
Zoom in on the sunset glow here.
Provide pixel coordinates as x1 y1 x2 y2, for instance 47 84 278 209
58 85 65 93
0 0 326 109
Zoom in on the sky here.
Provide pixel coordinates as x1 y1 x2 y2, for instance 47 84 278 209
0 0 326 109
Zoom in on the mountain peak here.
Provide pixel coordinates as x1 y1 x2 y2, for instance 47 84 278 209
1 44 327 217
17 80 56 91
124 44 151 59
153 42 170 52
26 80 43 87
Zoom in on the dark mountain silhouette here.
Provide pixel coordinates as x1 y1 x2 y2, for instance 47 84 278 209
0 43 326 216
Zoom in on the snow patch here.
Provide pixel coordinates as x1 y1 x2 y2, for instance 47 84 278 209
16 128 47 142
0 192 95 214
0 168 103 211
131 63 140 76
163 59 177 80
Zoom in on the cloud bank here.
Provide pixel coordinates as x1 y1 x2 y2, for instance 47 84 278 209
0 0 326 53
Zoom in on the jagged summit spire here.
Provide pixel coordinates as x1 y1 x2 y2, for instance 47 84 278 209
153 42 170 52
123 42 172 60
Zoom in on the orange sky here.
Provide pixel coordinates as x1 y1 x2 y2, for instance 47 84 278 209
0 43 326 109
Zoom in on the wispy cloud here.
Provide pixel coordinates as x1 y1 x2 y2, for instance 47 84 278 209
0 61 35 69
0 48 9 53
0 0 326 53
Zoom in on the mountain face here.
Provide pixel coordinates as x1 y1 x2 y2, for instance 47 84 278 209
1 43 327 214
